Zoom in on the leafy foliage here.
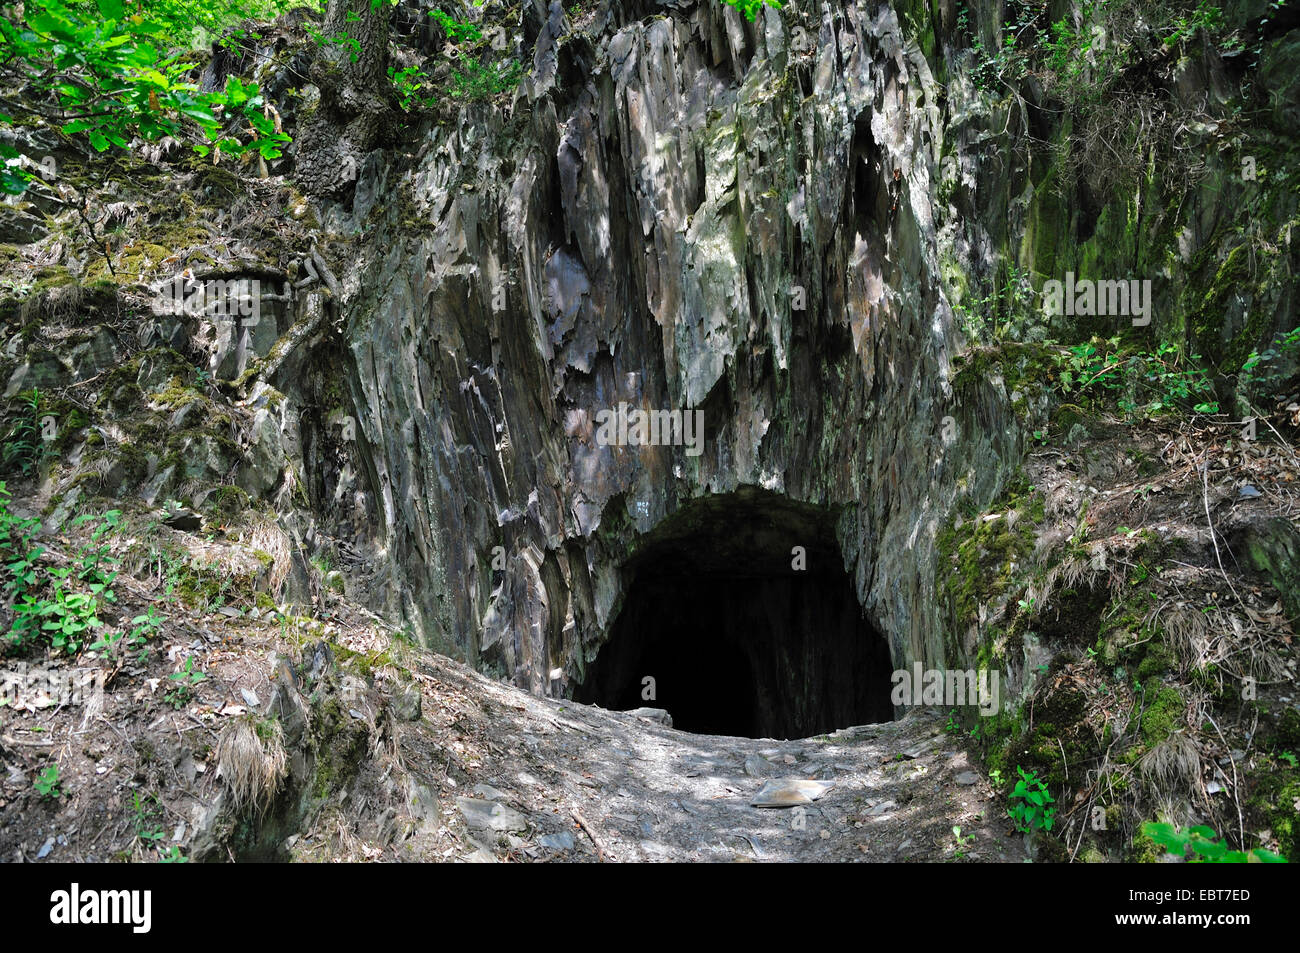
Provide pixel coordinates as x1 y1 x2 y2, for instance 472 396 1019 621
1 390 49 479
386 8 523 110
1 488 167 659
1239 326 1300 398
952 266 1036 342
721 0 783 21
0 0 290 194
34 763 61 799
448 57 523 101
957 0 1244 194
1053 338 1220 418
428 8 482 44
1141 821 1288 863
165 654 206 708
1007 765 1055 833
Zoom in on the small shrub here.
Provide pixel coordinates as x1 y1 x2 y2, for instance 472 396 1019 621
165 655 206 708
34 763 61 799
1008 765 1056 833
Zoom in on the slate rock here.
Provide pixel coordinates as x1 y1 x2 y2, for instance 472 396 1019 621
624 707 672 727
538 831 575 850
456 797 528 832
750 779 834 808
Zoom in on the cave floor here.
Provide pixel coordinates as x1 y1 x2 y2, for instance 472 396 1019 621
390 651 1031 863
0 579 1028 862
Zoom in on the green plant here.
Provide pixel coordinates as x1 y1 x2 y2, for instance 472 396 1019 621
1140 821 1287 863
721 0 783 21
165 654 206 708
38 566 109 655
158 548 188 600
87 627 123 659
156 845 188 863
388 63 436 111
126 606 166 659
1008 766 1056 834
34 763 61 799
1 389 48 477
71 509 120 584
951 824 976 859
1 481 45 606
1162 0 1223 46
944 709 961 735
131 791 166 848
447 57 524 101
1054 338 1218 419
954 265 1036 342
989 768 1004 788
1239 326 1300 396
0 1 290 197
428 9 482 44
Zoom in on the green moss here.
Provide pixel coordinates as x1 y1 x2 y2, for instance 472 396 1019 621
204 484 252 518
1128 826 1164 863
1138 678 1186 747
169 555 260 610
937 474 1045 640
308 688 369 802
1136 642 1173 681
1191 240 1269 371
1246 766 1300 862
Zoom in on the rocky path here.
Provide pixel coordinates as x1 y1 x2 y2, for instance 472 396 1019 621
395 654 1030 863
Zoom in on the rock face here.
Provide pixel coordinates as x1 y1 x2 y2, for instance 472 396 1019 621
305 1 1018 699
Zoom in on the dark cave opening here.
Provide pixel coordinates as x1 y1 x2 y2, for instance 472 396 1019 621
573 490 896 739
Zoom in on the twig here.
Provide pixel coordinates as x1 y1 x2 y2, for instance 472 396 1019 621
570 807 606 862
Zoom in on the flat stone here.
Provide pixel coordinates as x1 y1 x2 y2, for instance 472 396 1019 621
750 779 834 808
867 800 896 815
743 753 773 777
624 707 672 726
537 831 575 850
955 771 979 785
456 797 528 832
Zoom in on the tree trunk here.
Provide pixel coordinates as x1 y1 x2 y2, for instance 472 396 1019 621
293 0 391 198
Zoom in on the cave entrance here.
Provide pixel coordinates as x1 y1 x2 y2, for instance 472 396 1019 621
573 489 896 739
